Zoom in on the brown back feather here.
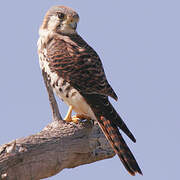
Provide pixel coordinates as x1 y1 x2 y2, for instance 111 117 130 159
46 34 118 100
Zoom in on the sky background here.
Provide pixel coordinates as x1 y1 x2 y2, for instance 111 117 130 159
0 0 179 179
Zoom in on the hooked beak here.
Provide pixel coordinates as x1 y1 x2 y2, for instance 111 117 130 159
69 22 77 30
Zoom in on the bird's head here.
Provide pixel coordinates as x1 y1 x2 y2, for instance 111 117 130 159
41 6 79 34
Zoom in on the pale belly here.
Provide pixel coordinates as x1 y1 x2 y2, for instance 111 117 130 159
52 76 97 120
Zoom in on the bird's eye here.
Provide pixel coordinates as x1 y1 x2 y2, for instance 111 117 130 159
58 13 65 19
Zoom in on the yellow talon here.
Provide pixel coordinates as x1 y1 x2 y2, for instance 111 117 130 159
71 116 80 124
64 106 91 124
72 114 91 123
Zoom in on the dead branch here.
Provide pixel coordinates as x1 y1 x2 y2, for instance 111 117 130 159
0 120 115 180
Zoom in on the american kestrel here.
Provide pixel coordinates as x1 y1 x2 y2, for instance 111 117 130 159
37 6 142 175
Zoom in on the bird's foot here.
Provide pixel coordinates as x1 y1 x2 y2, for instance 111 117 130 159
64 115 80 124
64 116 72 122
72 114 91 124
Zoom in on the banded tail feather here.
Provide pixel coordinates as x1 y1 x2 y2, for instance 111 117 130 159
82 93 142 175
98 116 142 175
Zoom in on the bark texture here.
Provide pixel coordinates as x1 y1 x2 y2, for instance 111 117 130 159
0 120 115 180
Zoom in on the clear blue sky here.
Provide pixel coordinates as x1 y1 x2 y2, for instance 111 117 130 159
0 0 179 179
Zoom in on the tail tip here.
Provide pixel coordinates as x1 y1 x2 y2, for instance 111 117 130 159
129 169 143 176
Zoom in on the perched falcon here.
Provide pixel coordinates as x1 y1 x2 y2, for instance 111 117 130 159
37 6 142 176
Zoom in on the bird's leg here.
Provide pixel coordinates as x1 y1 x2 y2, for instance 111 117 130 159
72 114 91 123
64 106 73 122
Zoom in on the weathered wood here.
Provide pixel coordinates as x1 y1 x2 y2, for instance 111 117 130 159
42 70 63 122
0 120 115 180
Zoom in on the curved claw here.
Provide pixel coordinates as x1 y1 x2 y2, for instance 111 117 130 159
64 106 92 124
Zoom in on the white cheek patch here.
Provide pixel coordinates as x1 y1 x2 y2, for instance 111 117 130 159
48 16 60 31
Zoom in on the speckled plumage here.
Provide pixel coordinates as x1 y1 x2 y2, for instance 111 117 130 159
37 6 142 175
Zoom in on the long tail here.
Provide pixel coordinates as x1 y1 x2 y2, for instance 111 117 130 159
98 116 142 175
82 93 142 175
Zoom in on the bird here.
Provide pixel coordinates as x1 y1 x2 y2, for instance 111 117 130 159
37 5 142 176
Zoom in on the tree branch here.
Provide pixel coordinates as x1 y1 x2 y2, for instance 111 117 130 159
0 120 115 180
42 70 62 122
